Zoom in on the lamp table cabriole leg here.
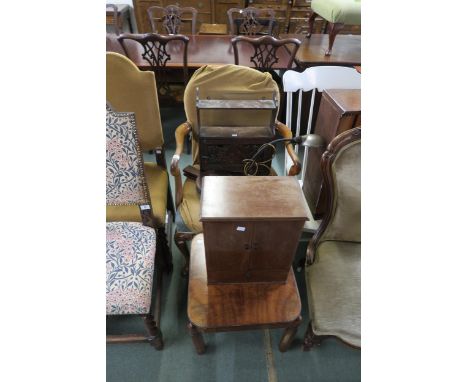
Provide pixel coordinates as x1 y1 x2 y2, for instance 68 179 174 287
278 316 302 352
188 322 206 355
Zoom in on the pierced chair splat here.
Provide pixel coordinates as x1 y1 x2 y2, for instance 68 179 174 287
147 5 198 35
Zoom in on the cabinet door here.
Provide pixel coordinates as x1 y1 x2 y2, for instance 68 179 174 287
248 221 304 281
214 0 244 25
203 221 253 283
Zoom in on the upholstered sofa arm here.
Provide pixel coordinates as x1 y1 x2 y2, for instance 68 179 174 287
275 121 302 176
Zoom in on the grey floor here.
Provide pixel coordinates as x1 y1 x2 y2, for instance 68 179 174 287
107 104 361 382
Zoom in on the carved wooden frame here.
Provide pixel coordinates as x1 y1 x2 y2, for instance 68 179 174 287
231 35 301 70
303 127 361 351
147 5 198 35
227 7 276 36
118 33 189 97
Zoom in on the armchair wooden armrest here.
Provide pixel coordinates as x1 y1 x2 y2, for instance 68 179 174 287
275 121 302 176
170 122 192 208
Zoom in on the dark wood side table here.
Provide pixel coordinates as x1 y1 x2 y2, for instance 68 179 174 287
187 235 302 354
302 89 361 219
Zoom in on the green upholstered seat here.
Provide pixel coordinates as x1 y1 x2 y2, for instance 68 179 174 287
311 0 361 25
306 241 361 347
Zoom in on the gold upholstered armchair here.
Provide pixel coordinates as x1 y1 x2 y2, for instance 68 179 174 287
106 52 174 271
303 127 361 350
170 64 302 275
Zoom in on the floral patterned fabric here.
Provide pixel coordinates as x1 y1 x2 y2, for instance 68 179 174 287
106 104 149 205
106 222 156 315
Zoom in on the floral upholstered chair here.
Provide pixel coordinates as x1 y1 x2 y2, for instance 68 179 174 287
170 64 302 275
303 127 361 351
106 52 174 273
106 104 166 350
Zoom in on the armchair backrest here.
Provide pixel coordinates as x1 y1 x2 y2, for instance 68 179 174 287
106 52 164 150
231 35 301 70
228 7 276 36
183 64 280 164
118 33 189 97
106 105 155 227
147 5 198 35
311 128 361 254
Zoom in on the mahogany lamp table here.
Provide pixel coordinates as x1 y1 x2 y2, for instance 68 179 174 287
187 235 302 354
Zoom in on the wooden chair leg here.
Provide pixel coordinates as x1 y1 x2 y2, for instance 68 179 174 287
188 322 206 354
325 22 344 56
303 321 323 351
306 12 318 38
157 227 173 273
174 230 195 277
279 316 302 352
143 314 164 350
167 185 176 222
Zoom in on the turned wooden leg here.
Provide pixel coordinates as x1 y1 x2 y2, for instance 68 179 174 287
174 231 194 277
325 22 344 56
279 316 302 352
157 227 173 273
306 12 318 38
303 321 323 351
188 322 206 354
143 315 164 350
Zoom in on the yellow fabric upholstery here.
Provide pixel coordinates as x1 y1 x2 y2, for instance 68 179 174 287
178 177 203 233
321 140 361 243
183 64 280 164
106 52 164 151
107 162 168 225
306 241 361 347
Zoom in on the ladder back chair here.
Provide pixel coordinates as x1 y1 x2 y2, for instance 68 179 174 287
118 33 189 99
106 52 174 271
303 127 361 350
147 4 198 35
106 105 166 350
231 35 301 71
170 64 302 275
227 7 276 36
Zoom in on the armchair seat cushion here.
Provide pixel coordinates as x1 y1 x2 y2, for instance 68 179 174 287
311 0 361 25
306 240 361 347
178 177 203 234
107 162 168 225
106 222 156 315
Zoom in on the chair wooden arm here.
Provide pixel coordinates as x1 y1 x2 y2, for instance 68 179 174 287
170 122 192 208
275 121 302 176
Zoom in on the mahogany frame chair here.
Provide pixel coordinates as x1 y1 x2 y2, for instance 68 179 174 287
147 5 198 35
106 105 169 350
231 35 301 71
118 33 189 99
106 3 120 35
303 127 361 351
106 52 174 275
227 7 276 36
169 64 303 276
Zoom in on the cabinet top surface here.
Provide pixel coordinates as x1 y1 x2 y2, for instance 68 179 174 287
201 176 309 221
323 89 361 113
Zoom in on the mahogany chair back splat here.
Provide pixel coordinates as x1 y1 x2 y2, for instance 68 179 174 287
118 33 189 98
227 7 276 36
231 35 301 70
147 5 198 35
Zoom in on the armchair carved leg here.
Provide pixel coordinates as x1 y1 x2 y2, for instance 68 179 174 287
188 322 206 355
143 314 164 350
325 22 344 56
306 12 318 38
174 230 195 277
279 316 302 352
303 321 324 351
